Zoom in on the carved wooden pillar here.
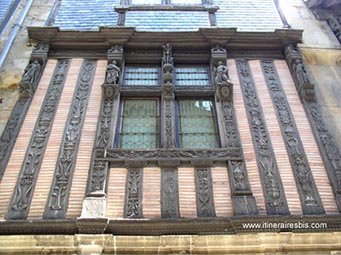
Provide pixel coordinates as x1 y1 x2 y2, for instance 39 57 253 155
327 15 341 43
211 46 258 216
0 44 49 182
7 58 70 220
236 59 289 215
161 43 176 149
43 59 97 219
79 46 123 229
261 59 325 215
285 45 341 212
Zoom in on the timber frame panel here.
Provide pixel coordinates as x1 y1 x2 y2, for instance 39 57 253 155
1 27 341 232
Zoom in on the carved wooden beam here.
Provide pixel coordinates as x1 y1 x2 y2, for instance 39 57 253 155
124 167 143 218
236 59 289 215
261 60 325 215
0 44 49 182
43 59 97 219
285 45 341 212
161 167 180 218
7 59 71 220
211 46 257 216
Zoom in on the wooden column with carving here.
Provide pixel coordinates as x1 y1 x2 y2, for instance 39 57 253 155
211 46 258 216
160 44 180 218
261 59 325 215
236 59 289 215
78 46 123 232
0 44 49 182
43 59 97 219
7 59 71 220
285 45 341 211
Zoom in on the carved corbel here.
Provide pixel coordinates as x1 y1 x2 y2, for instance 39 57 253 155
211 45 233 102
285 45 316 102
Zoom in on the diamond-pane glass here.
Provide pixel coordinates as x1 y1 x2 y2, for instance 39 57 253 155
120 99 159 149
175 66 210 86
178 100 219 148
124 66 159 86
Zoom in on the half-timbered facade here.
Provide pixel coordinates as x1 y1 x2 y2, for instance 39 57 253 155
0 0 341 254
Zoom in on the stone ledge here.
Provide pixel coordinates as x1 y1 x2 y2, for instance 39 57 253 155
0 232 341 254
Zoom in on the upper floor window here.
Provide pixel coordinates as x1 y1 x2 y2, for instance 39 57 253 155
123 66 160 86
175 65 210 86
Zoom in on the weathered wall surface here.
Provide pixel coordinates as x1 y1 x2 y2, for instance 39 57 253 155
0 232 341 254
0 58 338 220
279 0 341 152
0 0 54 136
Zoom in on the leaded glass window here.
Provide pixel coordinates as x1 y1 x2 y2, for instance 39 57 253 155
123 66 160 86
118 99 159 149
177 99 219 148
175 66 210 86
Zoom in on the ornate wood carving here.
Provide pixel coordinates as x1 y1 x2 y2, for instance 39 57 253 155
261 60 325 215
104 148 243 165
86 45 123 197
236 59 289 215
194 167 216 217
0 44 49 182
6 59 70 220
161 44 176 149
43 59 97 219
285 45 341 211
161 168 180 218
210 46 257 215
0 99 29 181
228 160 258 215
124 168 143 218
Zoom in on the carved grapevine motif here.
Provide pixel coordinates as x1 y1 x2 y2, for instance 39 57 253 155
195 168 215 217
236 59 288 215
261 60 324 214
125 168 143 218
44 60 96 218
7 59 70 220
161 168 180 218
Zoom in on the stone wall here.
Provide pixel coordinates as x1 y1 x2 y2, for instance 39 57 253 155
0 0 54 136
0 232 341 254
278 0 341 152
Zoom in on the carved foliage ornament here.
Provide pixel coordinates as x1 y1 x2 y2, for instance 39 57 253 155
236 59 289 215
44 60 96 219
125 168 143 218
261 60 324 214
161 168 180 218
195 168 216 217
7 59 70 220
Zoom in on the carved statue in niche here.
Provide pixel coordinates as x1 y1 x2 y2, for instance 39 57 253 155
105 60 120 85
162 43 173 84
215 60 233 101
20 60 41 97
293 59 309 86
